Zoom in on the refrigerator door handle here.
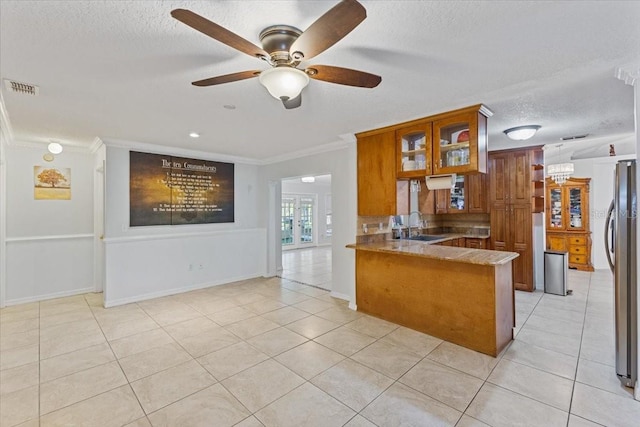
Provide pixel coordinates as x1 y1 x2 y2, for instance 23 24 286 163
605 199 615 272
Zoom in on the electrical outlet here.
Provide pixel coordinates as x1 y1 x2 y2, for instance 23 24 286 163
188 264 193 271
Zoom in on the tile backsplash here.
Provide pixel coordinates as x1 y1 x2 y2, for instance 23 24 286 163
357 213 490 238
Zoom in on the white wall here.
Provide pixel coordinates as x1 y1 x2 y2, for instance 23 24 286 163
258 143 357 305
0 118 7 307
282 178 332 246
4 144 95 305
102 143 265 307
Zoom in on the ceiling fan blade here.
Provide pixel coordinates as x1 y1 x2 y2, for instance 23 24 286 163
306 65 381 88
289 0 366 61
192 70 261 87
171 9 268 59
282 94 302 109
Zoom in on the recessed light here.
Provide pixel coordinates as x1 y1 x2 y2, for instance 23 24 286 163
43 153 54 162
223 104 236 110
189 132 200 138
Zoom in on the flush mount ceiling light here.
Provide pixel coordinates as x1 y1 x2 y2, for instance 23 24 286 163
301 176 315 183
189 132 200 138
504 125 541 141
47 142 63 154
259 67 310 103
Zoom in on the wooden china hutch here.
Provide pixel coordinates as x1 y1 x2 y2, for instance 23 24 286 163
545 177 594 271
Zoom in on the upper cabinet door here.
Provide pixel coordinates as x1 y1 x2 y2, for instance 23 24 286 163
432 106 489 175
489 152 510 205
396 122 433 179
508 150 532 204
357 131 397 216
433 111 477 174
467 173 488 213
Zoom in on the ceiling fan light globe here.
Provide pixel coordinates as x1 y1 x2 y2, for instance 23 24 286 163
259 67 309 100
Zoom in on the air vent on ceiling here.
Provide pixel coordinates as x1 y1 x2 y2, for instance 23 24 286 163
3 79 39 96
560 134 589 141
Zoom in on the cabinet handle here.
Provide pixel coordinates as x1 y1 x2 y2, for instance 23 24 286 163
439 159 442 168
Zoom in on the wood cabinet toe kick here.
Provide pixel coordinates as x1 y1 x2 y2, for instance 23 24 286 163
348 243 517 357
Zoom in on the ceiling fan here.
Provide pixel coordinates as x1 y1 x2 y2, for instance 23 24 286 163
171 0 382 109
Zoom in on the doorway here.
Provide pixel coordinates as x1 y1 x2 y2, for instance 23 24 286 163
278 175 332 290
281 194 316 250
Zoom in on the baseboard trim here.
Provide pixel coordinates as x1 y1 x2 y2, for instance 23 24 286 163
104 274 263 308
4 286 95 306
329 290 350 301
348 301 357 311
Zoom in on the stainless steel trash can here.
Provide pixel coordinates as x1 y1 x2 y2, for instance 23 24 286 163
544 250 569 295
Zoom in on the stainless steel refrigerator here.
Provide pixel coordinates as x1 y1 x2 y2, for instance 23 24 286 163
605 159 637 388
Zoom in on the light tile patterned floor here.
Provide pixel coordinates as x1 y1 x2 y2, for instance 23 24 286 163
1 269 639 426
280 246 331 289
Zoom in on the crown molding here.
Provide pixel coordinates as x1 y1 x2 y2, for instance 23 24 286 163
88 137 104 154
102 138 261 165
260 139 349 165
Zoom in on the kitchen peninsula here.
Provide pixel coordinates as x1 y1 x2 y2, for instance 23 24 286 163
347 240 518 357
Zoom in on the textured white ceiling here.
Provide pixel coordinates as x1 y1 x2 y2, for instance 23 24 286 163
1 1 639 160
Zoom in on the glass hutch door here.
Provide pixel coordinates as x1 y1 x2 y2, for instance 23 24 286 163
566 185 586 231
548 187 564 229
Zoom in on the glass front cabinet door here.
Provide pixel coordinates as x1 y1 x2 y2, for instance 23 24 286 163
566 185 586 231
448 174 466 212
547 187 564 229
396 122 432 179
432 106 490 175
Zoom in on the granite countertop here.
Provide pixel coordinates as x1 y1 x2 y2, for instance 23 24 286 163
346 240 518 266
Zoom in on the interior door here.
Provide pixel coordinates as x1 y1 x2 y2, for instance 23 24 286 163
281 194 316 250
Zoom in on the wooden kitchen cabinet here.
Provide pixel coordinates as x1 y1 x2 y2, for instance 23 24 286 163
435 189 449 214
545 177 593 271
356 131 397 215
489 147 542 291
396 122 433 179
466 237 488 249
432 105 492 175
467 172 488 213
356 104 493 215
363 104 492 181
489 149 532 205
417 181 436 214
491 204 533 291
432 173 487 214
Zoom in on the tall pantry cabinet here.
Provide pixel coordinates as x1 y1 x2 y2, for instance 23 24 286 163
489 147 543 291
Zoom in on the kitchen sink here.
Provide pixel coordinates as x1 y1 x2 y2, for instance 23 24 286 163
408 235 444 242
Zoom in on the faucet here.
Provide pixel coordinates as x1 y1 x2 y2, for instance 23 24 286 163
407 211 424 238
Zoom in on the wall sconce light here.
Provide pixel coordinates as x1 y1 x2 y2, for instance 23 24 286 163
504 125 541 141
